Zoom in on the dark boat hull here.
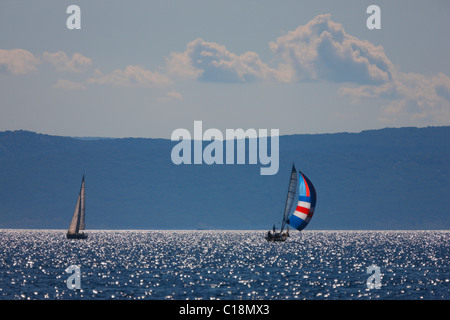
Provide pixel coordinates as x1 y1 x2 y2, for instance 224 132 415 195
67 232 88 239
265 232 288 242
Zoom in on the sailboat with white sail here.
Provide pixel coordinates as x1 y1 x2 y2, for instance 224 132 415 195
265 164 316 241
67 175 88 239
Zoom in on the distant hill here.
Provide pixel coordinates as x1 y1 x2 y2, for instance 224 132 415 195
0 127 449 230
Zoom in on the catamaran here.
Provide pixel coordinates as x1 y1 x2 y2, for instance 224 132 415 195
67 175 88 239
266 164 316 242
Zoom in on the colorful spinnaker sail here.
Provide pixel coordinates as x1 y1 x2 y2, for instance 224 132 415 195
286 169 317 231
280 164 298 233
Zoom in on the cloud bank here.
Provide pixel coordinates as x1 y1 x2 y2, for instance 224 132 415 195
166 38 283 83
0 49 40 74
268 14 394 85
0 49 92 74
163 14 449 122
43 51 92 73
3 14 449 123
339 72 450 122
166 14 396 86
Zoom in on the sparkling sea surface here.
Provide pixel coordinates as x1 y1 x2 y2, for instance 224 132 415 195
0 230 448 300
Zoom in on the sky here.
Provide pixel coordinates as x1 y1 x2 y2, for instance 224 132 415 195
1 0 449 138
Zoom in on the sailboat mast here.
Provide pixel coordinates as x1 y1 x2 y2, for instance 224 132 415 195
281 164 297 232
80 175 85 231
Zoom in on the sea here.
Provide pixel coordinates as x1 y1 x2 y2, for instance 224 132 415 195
0 230 448 301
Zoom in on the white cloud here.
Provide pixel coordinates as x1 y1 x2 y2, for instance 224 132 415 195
0 49 40 74
166 38 284 83
269 14 394 85
42 51 92 73
163 15 449 124
339 72 450 123
166 50 203 81
0 49 91 75
2 14 448 125
165 15 395 86
264 13 449 124
87 65 172 87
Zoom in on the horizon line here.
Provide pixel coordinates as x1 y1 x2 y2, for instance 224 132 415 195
1 125 448 141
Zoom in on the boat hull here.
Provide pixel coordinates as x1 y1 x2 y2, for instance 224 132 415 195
265 232 288 242
66 232 88 239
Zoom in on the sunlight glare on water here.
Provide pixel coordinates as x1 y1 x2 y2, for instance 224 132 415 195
0 230 448 300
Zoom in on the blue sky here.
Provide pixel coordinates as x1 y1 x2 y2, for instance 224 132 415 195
1 0 449 138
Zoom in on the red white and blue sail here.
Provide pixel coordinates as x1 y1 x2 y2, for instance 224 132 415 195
287 170 317 231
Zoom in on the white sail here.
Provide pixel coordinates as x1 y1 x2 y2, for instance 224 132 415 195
68 176 85 234
281 164 298 232
68 194 80 234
